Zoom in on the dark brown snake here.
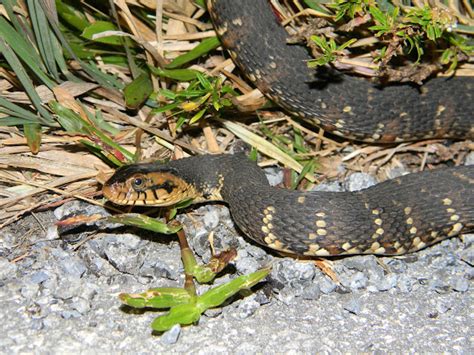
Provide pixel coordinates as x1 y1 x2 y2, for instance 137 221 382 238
103 1 474 256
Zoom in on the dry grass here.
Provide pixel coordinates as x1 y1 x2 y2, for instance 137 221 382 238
0 0 472 226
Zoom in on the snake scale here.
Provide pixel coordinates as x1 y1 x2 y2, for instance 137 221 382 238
103 0 474 256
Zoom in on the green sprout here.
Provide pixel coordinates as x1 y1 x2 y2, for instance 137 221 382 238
308 36 357 67
106 212 269 333
328 0 375 21
152 72 237 129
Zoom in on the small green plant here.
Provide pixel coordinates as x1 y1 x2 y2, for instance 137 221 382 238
152 72 237 130
308 36 357 67
105 212 269 333
309 1 472 72
329 0 375 22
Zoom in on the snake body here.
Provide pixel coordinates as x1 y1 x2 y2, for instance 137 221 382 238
207 0 473 142
103 1 474 256
103 154 473 256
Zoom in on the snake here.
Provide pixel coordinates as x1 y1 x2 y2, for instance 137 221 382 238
102 0 474 256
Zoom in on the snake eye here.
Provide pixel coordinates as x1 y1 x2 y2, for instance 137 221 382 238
131 176 145 189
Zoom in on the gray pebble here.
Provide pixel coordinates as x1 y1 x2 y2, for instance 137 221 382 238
465 152 474 166
344 172 377 191
301 283 320 300
397 274 414 293
264 166 284 186
53 278 82 300
102 235 145 274
61 309 82 319
237 297 261 319
21 283 40 299
203 308 223 318
386 259 408 274
203 208 220 230
58 257 87 278
341 271 368 291
235 255 260 275
30 271 50 284
140 259 178 280
0 257 17 280
160 324 181 345
319 276 337 294
71 296 91 315
254 290 271 305
271 259 315 287
343 297 362 314
452 278 469 293
462 233 474 246
375 274 398 291
311 181 343 192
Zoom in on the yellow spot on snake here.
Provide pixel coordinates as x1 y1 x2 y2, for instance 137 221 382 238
374 247 386 254
371 242 380 250
343 106 352 113
269 61 277 69
317 229 327 236
262 217 269 224
450 214 460 222
264 233 277 244
406 217 413 225
431 231 439 238
436 105 446 116
447 208 456 214
265 214 273 221
442 198 452 206
316 220 326 228
248 73 257 82
232 18 243 25
268 240 284 250
308 233 317 240
315 248 330 256
412 236 421 246
316 212 326 218
448 223 463 236
304 244 320 255
372 209 380 215
404 207 412 215
374 218 382 226
297 196 306 204
342 242 352 250
410 226 417 234
261 226 270 234
375 228 384 235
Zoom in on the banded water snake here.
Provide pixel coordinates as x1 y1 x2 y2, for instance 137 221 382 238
103 1 473 256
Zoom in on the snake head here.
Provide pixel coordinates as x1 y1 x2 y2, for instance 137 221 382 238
102 164 196 207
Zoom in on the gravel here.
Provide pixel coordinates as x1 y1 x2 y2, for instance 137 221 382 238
1 168 472 353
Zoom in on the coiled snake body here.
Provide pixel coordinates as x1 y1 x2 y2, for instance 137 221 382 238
103 1 474 256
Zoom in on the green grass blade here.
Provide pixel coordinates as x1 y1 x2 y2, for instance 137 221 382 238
28 0 60 80
166 36 220 69
220 120 316 182
124 72 153 109
0 15 56 88
106 213 182 234
0 38 55 125
23 123 42 154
